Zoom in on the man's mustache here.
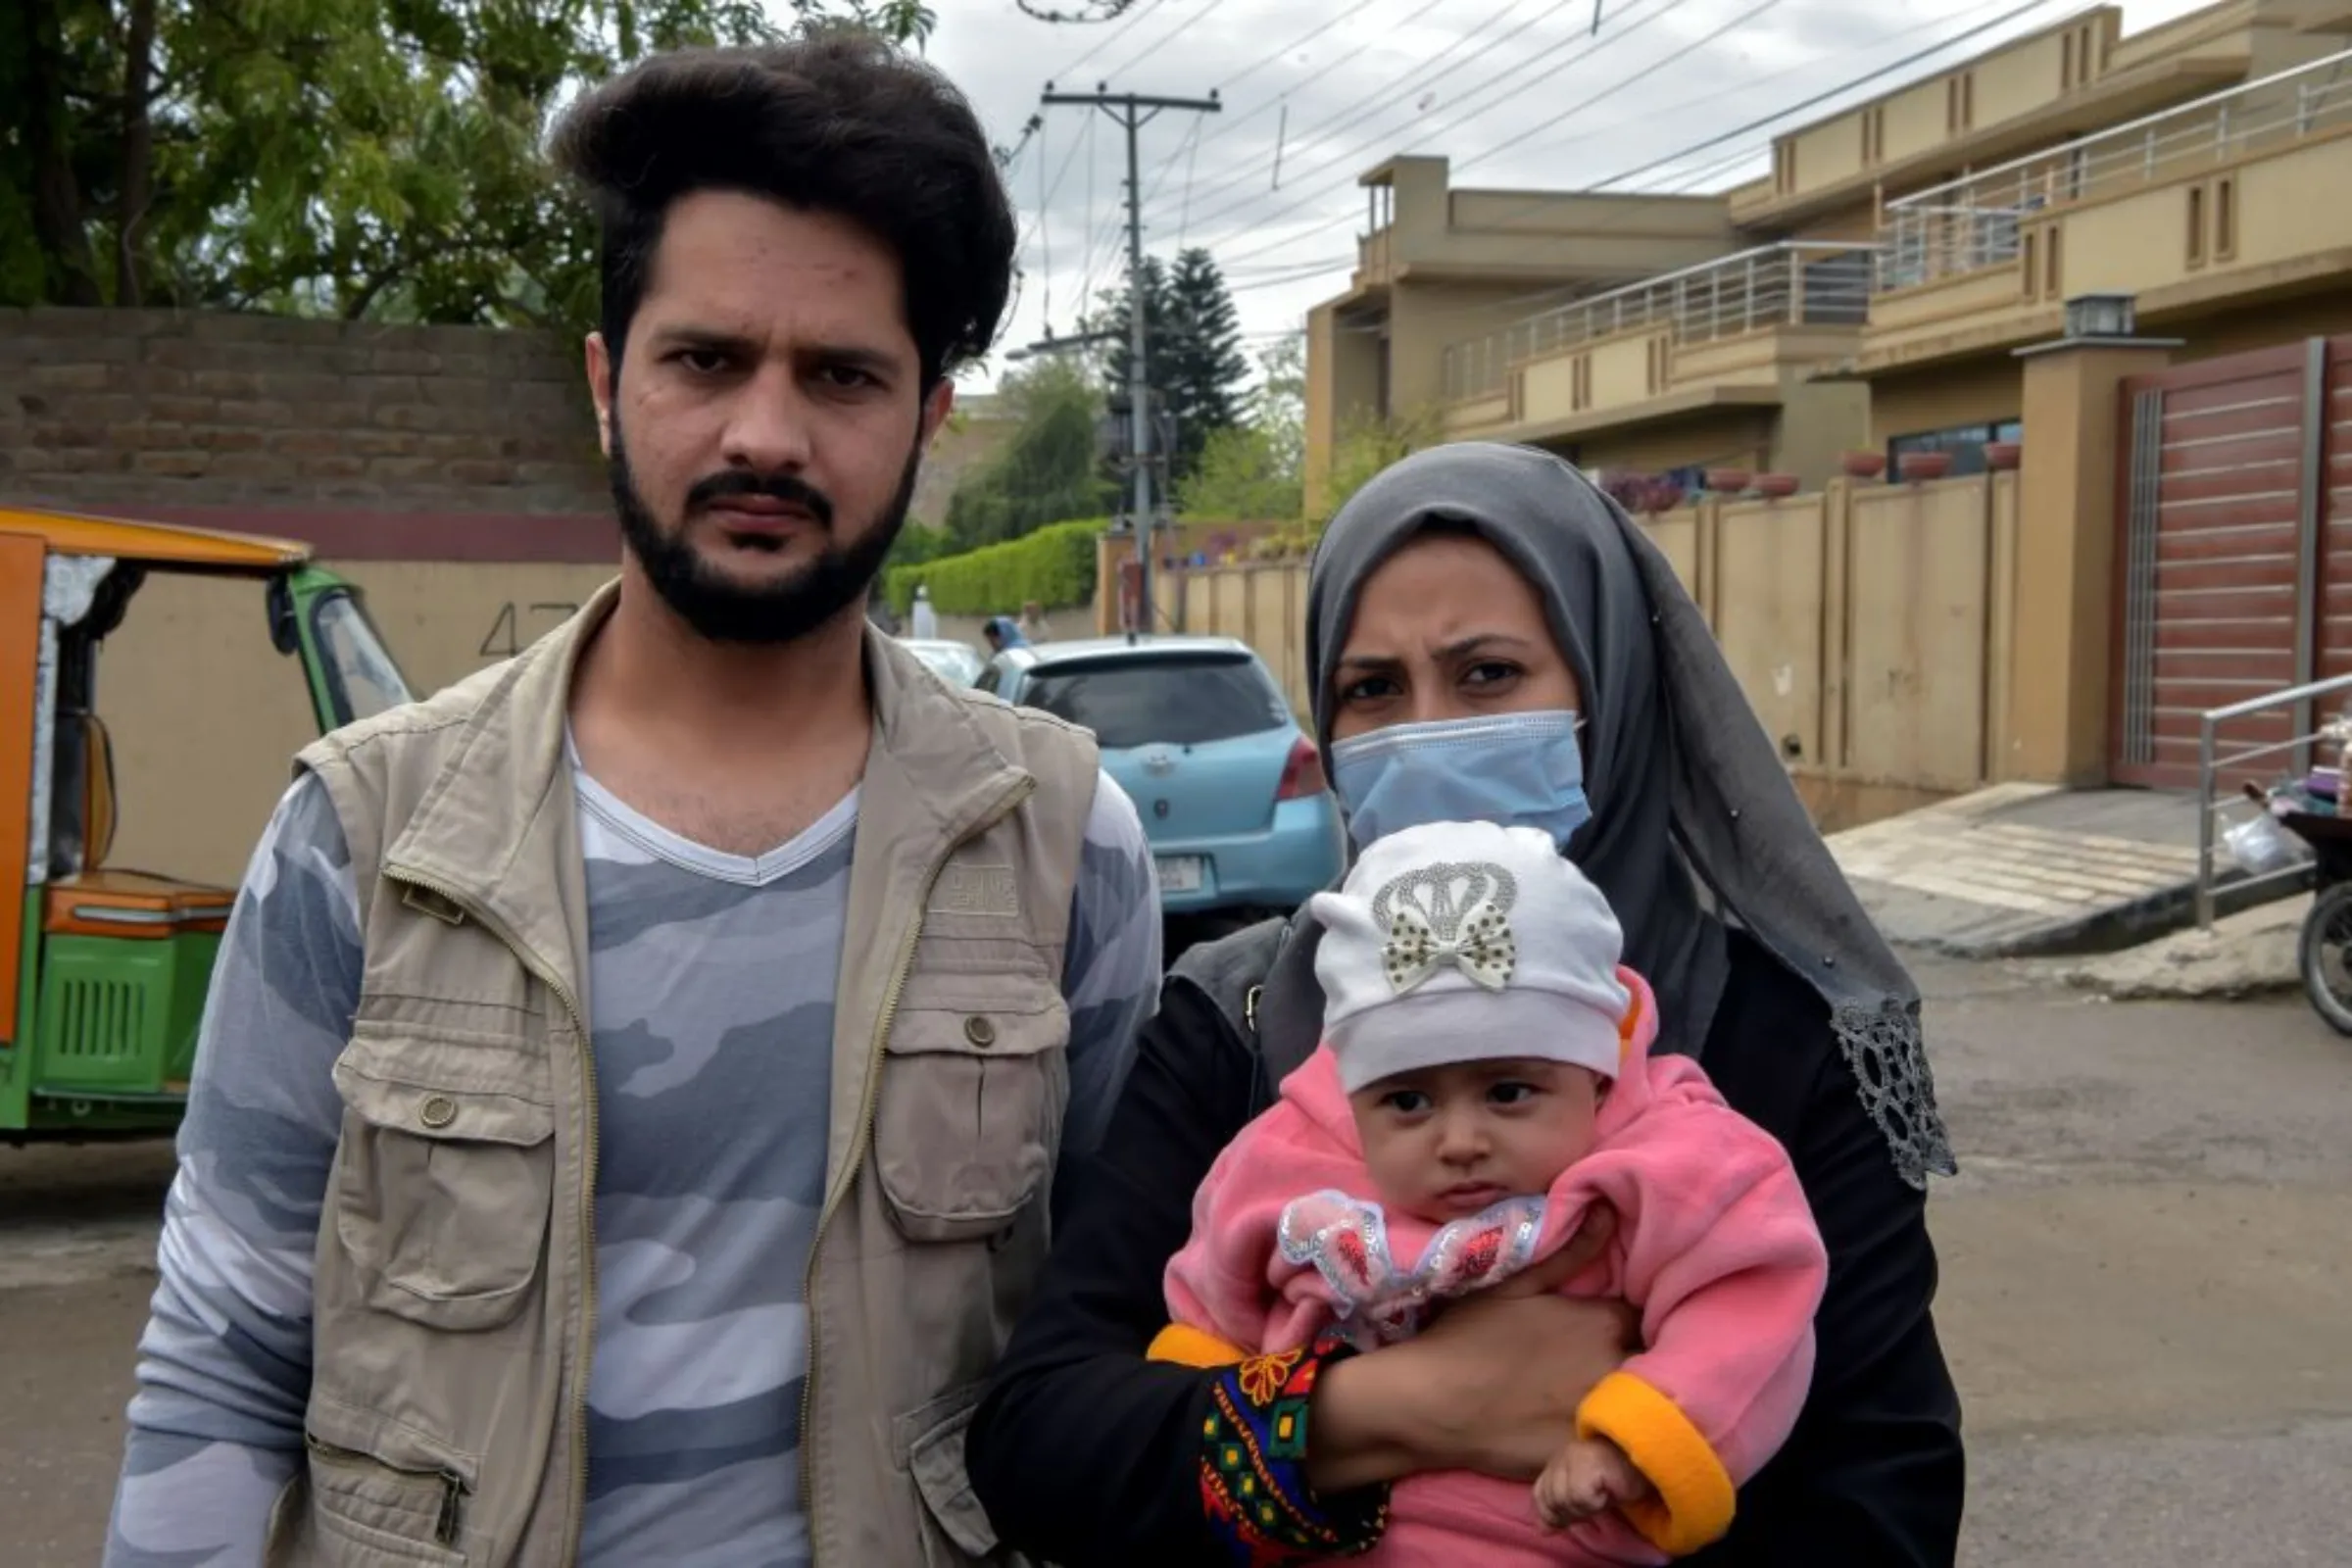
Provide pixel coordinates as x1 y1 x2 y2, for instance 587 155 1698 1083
684 470 836 527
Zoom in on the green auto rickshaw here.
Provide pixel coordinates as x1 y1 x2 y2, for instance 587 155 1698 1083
0 505 414 1139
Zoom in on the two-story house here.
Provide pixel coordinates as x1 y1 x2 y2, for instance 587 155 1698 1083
1303 0 2352 510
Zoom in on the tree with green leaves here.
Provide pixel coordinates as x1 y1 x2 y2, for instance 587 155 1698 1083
1180 332 1305 521
1326 405 1445 519
942 356 1116 549
1 0 935 320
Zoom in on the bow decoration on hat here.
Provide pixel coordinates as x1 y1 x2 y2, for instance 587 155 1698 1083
1375 860 1519 995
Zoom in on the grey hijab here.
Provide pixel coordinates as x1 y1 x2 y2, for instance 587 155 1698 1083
1306 442 1955 1190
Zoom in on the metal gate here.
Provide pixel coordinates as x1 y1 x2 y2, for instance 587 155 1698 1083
2319 335 2352 690
2112 337 2346 788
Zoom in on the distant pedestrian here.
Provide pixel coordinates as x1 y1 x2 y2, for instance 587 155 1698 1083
1017 599 1053 643
910 582 939 638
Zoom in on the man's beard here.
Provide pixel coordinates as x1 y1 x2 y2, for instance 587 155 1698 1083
608 422 918 647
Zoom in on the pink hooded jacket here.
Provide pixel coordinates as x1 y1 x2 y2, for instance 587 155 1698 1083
1160 970 1829 1564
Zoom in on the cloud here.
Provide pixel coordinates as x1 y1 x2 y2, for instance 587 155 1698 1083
919 0 2217 387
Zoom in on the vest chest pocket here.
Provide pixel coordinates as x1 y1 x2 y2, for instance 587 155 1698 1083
330 1034 557 1333
874 998 1068 1244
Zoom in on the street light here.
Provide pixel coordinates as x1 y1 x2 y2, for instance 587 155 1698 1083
2063 292 2137 340
1004 328 1121 364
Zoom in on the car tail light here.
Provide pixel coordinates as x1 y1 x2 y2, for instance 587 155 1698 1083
1276 737 1328 801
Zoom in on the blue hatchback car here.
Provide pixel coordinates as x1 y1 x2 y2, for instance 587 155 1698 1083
980 636 1347 921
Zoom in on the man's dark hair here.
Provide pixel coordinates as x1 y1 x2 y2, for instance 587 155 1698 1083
549 35 1015 389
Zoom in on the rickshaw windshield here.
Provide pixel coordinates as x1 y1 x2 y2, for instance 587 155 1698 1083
310 590 415 725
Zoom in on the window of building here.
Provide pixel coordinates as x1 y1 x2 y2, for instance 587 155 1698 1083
1886 418 2023 477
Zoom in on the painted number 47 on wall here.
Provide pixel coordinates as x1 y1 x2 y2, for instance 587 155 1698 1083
479 602 580 660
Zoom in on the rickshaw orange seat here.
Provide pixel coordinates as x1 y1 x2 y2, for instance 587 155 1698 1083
45 869 236 940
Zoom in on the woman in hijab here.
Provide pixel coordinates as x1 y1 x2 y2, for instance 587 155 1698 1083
967 443 1963 1566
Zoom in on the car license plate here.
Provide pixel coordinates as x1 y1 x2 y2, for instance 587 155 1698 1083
1156 855 1205 894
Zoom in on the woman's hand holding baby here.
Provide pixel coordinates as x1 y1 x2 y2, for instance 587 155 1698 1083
1306 1203 1636 1493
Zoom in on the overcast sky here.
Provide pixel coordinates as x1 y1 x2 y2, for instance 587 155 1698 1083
909 0 2214 389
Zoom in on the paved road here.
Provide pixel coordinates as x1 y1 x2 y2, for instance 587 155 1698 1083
3 956 2348 1564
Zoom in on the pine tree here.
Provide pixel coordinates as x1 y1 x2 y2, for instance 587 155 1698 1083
1088 248 1250 486
1088 255 1171 419
1162 248 1250 478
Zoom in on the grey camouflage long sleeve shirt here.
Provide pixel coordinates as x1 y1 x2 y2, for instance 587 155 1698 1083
107 764 1162 1566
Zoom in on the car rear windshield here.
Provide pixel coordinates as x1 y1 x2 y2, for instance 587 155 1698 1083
1020 654 1289 750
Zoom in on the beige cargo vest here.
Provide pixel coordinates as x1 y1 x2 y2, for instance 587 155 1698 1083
267 582 1100 1566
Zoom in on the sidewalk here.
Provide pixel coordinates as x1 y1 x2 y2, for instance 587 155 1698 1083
1829 782 2289 959
2047 893 2305 1001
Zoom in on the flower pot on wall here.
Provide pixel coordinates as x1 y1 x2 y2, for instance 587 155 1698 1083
1753 472 1801 499
1984 440 2022 471
1897 450 1953 483
1703 467 1752 495
1839 450 1886 480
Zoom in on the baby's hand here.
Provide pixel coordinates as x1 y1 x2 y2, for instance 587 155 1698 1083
1533 1437 1654 1532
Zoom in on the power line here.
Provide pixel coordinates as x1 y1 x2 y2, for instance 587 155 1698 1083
1177 0 1690 244
1170 0 1690 242
1213 0 1782 264
1213 0 1382 96
1100 0 1237 84
1209 0 2061 332
1075 196 1131 318
1172 0 1564 217
1193 0 1454 153
1454 0 1792 172
1014 99 1099 293
1178 116 1205 245
1371 0 2075 316
1038 116 1054 323
1078 110 1103 305
1570 0 2068 187
1128 115 1207 246
1200 0 2070 284
1226 258 1356 294
1034 0 1406 254
1041 0 1169 83
1134 102 1215 237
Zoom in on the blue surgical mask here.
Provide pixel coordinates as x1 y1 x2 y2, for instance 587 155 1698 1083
1329 710 1592 851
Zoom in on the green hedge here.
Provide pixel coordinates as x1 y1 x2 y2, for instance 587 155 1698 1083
885 517 1103 616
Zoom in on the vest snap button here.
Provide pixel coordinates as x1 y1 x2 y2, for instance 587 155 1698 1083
419 1095 458 1128
963 1015 997 1049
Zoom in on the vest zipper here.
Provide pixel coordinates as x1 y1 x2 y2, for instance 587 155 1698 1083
382 866 600 1568
304 1432 470 1547
796 773 1039 1556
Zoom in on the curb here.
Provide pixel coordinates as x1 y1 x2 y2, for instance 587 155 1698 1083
1890 866 2315 961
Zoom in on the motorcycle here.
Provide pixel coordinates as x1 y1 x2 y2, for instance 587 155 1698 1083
2268 796 2352 1035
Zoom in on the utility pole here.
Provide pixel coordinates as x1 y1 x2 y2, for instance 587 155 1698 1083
1040 82 1219 635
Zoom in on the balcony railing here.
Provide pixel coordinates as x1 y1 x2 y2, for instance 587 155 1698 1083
1878 46 2352 292
1439 242 1878 405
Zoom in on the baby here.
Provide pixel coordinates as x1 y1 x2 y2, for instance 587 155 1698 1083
1158 820 1830 1563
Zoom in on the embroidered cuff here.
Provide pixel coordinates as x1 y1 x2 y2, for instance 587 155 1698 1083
1575 1370 1737 1554
1198 1335 1389 1564
1151 1322 1247 1368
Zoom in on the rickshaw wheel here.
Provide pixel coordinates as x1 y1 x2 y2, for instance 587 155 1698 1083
2296 882 2352 1037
